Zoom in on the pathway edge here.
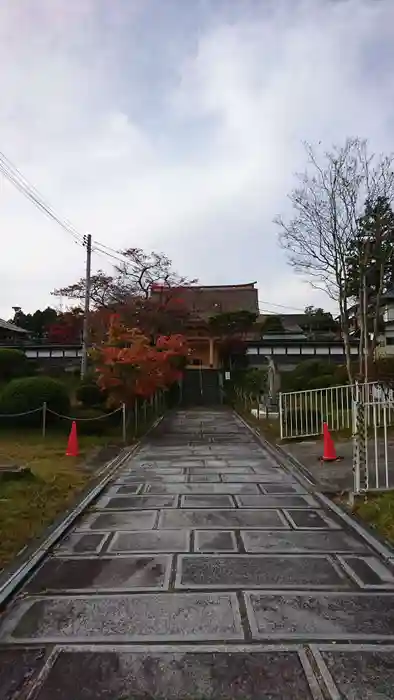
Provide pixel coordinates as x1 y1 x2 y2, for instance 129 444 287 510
235 410 394 563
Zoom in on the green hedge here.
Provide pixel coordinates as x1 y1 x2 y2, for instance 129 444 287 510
76 382 107 408
0 348 31 382
68 407 117 436
0 376 70 426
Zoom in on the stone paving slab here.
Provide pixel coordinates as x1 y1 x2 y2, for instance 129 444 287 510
95 495 177 510
181 495 235 508
0 648 46 700
142 482 261 494
108 530 190 553
54 532 110 555
284 509 341 530
31 648 317 700
241 530 370 554
120 468 184 475
1 593 244 643
194 530 238 552
189 473 221 482
176 555 349 589
99 481 143 494
235 495 318 508
260 483 307 494
76 510 158 531
313 644 394 699
245 592 394 639
186 467 254 474
221 473 296 483
337 555 394 588
159 508 289 529
229 459 274 466
25 556 172 593
115 474 188 483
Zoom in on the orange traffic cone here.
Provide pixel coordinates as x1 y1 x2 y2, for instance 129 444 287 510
66 421 79 457
319 422 342 462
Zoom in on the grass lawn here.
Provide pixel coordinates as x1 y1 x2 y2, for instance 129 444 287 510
0 430 116 570
352 492 394 545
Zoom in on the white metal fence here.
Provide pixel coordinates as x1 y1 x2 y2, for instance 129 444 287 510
353 395 394 493
279 381 394 440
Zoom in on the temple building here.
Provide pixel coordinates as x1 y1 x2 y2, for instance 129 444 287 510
149 282 259 369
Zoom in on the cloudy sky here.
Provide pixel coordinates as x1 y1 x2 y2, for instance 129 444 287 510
1 0 393 319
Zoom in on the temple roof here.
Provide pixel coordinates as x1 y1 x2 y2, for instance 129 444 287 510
150 283 259 314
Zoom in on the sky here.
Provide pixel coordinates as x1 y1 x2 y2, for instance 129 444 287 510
1 0 394 319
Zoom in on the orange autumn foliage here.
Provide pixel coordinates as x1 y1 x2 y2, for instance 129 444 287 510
92 315 189 406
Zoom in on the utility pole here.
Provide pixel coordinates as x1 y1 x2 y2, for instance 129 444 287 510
80 233 92 380
363 275 369 384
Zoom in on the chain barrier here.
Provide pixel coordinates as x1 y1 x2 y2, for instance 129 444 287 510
0 391 166 443
0 406 43 418
46 407 122 421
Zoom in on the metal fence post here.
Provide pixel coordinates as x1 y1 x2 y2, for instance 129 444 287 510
352 401 361 495
353 400 368 495
361 399 369 493
42 402 47 439
122 403 127 444
279 392 283 441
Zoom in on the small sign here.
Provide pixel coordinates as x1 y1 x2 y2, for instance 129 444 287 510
225 371 231 380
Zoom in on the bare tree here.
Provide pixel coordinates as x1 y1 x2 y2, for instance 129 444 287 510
53 248 197 309
276 138 394 384
53 270 120 309
114 248 195 298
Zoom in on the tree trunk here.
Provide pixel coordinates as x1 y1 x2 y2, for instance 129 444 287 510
370 262 385 363
339 296 354 386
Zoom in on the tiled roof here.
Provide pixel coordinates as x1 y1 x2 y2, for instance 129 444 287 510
0 318 29 334
150 283 259 314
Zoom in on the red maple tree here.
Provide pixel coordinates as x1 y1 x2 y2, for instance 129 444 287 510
92 315 189 406
46 309 83 343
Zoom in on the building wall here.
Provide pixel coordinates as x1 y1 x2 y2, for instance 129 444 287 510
246 344 358 364
187 338 218 368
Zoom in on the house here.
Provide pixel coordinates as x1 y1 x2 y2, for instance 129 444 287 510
246 312 358 372
375 290 394 357
345 290 394 358
0 318 31 344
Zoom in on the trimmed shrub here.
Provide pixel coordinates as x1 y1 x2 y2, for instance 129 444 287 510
281 359 349 393
70 407 119 436
0 376 70 426
76 382 107 408
0 348 31 382
306 374 339 390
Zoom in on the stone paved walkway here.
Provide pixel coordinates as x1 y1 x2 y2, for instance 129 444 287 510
1 410 394 698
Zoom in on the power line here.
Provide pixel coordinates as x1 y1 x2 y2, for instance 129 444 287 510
0 149 94 379
258 300 306 312
93 241 125 254
0 149 317 317
0 152 85 245
0 149 133 272
92 243 130 266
